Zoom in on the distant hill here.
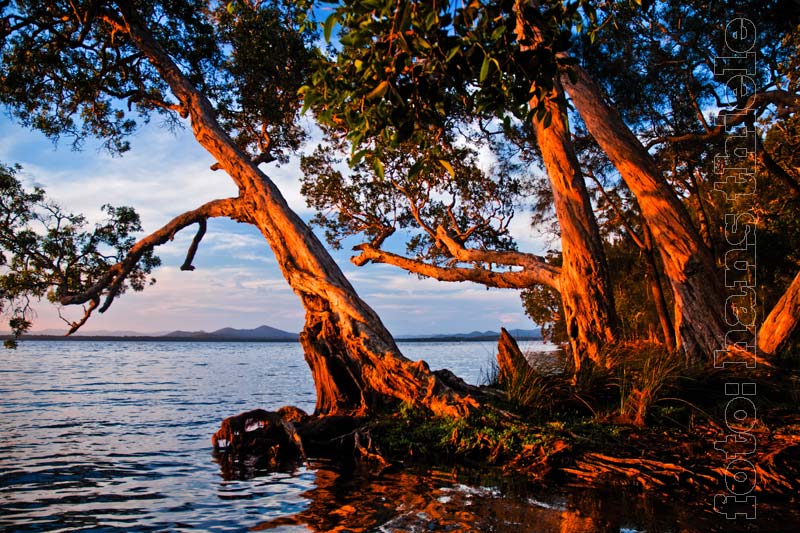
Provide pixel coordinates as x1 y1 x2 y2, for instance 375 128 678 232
398 328 542 342
26 328 168 337
162 325 297 341
11 325 540 343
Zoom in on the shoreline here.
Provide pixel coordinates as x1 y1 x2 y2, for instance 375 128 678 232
2 334 545 343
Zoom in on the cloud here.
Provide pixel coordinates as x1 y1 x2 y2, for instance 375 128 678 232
1 119 537 337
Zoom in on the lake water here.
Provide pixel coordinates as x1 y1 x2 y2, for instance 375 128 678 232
0 341 789 531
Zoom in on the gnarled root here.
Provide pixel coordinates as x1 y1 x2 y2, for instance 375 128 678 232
212 407 308 464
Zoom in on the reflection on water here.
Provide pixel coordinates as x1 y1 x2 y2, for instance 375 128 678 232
247 463 608 532
0 341 792 531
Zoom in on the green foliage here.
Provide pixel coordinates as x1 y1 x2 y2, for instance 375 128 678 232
0 1 313 160
303 0 601 156
520 253 565 344
211 1 315 163
371 405 554 464
0 164 159 344
300 132 522 261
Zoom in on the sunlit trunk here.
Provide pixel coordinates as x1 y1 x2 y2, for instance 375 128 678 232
532 86 617 369
562 65 728 361
119 5 475 418
758 271 800 354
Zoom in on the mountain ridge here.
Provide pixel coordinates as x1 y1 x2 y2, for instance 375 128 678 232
16 325 541 342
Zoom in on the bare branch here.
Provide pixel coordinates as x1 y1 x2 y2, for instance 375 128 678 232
60 197 247 312
433 226 559 283
66 297 99 335
352 242 561 290
210 152 276 171
755 136 800 199
584 169 647 250
645 90 800 148
180 218 207 271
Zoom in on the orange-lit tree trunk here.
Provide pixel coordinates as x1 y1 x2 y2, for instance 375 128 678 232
642 225 677 351
758 271 800 354
514 5 616 370
562 65 727 361
116 6 474 418
532 85 617 370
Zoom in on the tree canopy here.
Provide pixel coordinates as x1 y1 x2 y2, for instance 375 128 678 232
1 0 799 363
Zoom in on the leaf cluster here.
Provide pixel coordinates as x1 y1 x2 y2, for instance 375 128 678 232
300 131 522 264
304 0 593 154
0 164 159 344
0 0 314 160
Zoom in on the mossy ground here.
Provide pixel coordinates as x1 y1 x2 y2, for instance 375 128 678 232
364 345 800 497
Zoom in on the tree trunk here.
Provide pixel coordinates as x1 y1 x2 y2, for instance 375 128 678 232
758 271 800 354
642 225 676 351
532 85 617 370
497 328 532 385
118 6 475 418
561 65 728 361
515 5 616 370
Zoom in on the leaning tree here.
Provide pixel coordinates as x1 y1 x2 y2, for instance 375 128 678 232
305 0 800 361
0 0 476 417
571 0 800 355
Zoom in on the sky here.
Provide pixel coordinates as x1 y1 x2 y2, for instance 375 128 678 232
0 116 555 337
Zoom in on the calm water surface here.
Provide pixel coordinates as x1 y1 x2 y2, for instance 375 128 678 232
0 341 789 531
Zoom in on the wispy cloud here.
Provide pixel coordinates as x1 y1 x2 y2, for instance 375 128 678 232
1 119 538 337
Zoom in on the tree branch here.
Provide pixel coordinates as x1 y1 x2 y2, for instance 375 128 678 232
755 136 800 199
66 297 99 335
352 242 561 290
60 197 247 317
180 218 207 271
645 90 800 148
433 226 559 283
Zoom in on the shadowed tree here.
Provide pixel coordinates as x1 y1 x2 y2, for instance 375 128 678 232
571 0 800 355
0 163 160 348
0 0 476 417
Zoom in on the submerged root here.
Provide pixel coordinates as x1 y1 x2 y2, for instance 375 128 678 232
561 433 800 496
212 407 308 469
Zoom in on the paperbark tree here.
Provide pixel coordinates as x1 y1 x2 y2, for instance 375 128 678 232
564 0 800 359
562 64 729 359
758 271 800 354
0 1 475 417
304 0 618 369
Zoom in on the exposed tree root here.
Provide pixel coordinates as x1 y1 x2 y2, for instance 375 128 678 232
561 432 800 497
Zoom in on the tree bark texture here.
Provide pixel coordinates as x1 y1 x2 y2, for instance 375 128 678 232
532 84 618 370
496 328 532 385
642 225 676 351
562 65 729 361
515 4 617 370
117 6 475 418
758 271 800 354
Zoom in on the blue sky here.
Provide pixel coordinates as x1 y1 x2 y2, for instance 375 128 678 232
0 116 552 336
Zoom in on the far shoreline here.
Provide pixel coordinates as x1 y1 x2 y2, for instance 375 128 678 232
3 334 545 344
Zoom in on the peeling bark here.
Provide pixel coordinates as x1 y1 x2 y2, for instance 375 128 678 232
532 84 617 369
758 271 800 354
114 5 476 418
515 4 617 369
561 65 729 361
